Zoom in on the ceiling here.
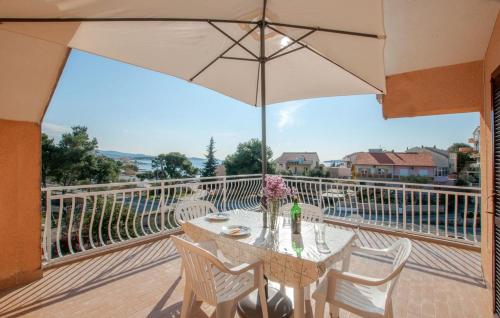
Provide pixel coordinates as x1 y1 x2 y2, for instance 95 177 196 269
384 0 500 75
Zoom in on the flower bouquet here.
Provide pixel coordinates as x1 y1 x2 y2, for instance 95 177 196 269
263 175 291 230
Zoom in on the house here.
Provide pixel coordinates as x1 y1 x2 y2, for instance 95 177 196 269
275 152 320 175
351 151 436 180
406 146 451 183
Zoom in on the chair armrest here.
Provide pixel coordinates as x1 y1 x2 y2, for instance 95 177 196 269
329 269 388 286
351 244 397 257
227 259 262 275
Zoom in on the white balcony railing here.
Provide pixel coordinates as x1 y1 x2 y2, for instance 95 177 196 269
41 174 481 264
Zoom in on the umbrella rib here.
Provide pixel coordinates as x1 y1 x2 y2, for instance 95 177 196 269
267 25 383 93
220 57 258 62
267 45 306 61
208 21 258 60
0 17 258 24
267 29 315 59
189 24 258 82
267 22 380 39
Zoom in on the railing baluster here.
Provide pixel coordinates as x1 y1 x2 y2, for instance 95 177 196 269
454 195 459 239
67 197 76 254
98 194 108 246
55 198 64 257
44 190 52 262
89 195 98 249
463 194 469 241
116 192 125 241
427 191 431 234
411 191 415 232
436 193 440 236
108 193 117 244
78 196 87 251
473 195 479 242
402 184 407 232
419 191 423 233
445 193 449 238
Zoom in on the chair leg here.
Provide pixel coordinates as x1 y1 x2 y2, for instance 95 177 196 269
259 280 269 318
386 300 394 318
314 296 326 318
329 303 339 318
180 286 194 318
179 259 184 278
216 300 236 318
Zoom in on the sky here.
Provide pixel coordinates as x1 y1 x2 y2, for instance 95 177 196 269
43 50 479 161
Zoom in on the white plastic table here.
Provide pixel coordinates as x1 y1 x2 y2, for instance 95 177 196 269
182 209 356 318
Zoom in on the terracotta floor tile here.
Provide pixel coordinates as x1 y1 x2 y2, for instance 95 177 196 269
0 228 491 318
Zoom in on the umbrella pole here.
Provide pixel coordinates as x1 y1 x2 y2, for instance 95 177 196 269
260 20 267 186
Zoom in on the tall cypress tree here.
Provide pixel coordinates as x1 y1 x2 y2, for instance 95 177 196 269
201 137 217 177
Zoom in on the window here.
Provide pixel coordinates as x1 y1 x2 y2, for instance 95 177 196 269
399 168 409 177
418 169 428 177
436 167 449 177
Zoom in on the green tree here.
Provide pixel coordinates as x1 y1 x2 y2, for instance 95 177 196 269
305 164 328 178
152 152 198 179
447 142 471 152
201 137 218 177
41 126 121 186
224 139 275 175
50 126 98 186
41 134 58 187
92 156 121 183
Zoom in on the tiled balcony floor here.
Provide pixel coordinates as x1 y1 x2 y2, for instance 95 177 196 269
0 227 491 318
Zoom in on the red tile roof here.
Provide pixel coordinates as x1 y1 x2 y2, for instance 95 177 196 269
352 152 435 167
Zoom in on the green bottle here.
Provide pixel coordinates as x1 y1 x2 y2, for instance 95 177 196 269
291 196 301 234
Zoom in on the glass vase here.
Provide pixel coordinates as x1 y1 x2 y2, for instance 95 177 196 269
269 200 280 231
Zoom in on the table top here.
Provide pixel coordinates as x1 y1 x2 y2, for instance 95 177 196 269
186 209 355 265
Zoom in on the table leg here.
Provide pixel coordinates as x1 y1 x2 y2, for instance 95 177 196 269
293 287 305 318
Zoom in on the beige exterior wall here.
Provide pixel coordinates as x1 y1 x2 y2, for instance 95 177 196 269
480 11 500 294
383 60 484 118
0 27 73 290
0 119 42 290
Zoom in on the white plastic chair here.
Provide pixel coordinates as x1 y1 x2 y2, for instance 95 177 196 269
172 236 269 318
174 200 219 224
175 200 219 277
312 238 412 318
279 202 324 223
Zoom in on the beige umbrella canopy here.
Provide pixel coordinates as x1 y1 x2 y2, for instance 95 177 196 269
0 0 386 177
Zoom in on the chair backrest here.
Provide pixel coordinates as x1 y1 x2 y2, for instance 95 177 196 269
385 239 412 305
171 236 227 305
175 200 219 224
279 202 324 223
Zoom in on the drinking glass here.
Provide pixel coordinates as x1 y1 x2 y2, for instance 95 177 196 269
314 223 326 244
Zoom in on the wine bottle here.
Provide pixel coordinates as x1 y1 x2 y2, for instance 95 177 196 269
291 196 301 234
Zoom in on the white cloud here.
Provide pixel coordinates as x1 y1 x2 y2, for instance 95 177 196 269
277 102 302 131
42 122 71 139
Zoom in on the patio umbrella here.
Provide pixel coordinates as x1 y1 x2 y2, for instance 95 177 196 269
0 0 386 182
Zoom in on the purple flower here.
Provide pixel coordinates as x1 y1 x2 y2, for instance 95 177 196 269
263 175 291 202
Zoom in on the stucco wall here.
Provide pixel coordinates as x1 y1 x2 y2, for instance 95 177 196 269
480 11 500 293
0 119 42 290
383 60 484 118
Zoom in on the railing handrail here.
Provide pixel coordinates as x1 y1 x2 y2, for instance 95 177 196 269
41 174 260 192
275 174 481 191
42 173 480 192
